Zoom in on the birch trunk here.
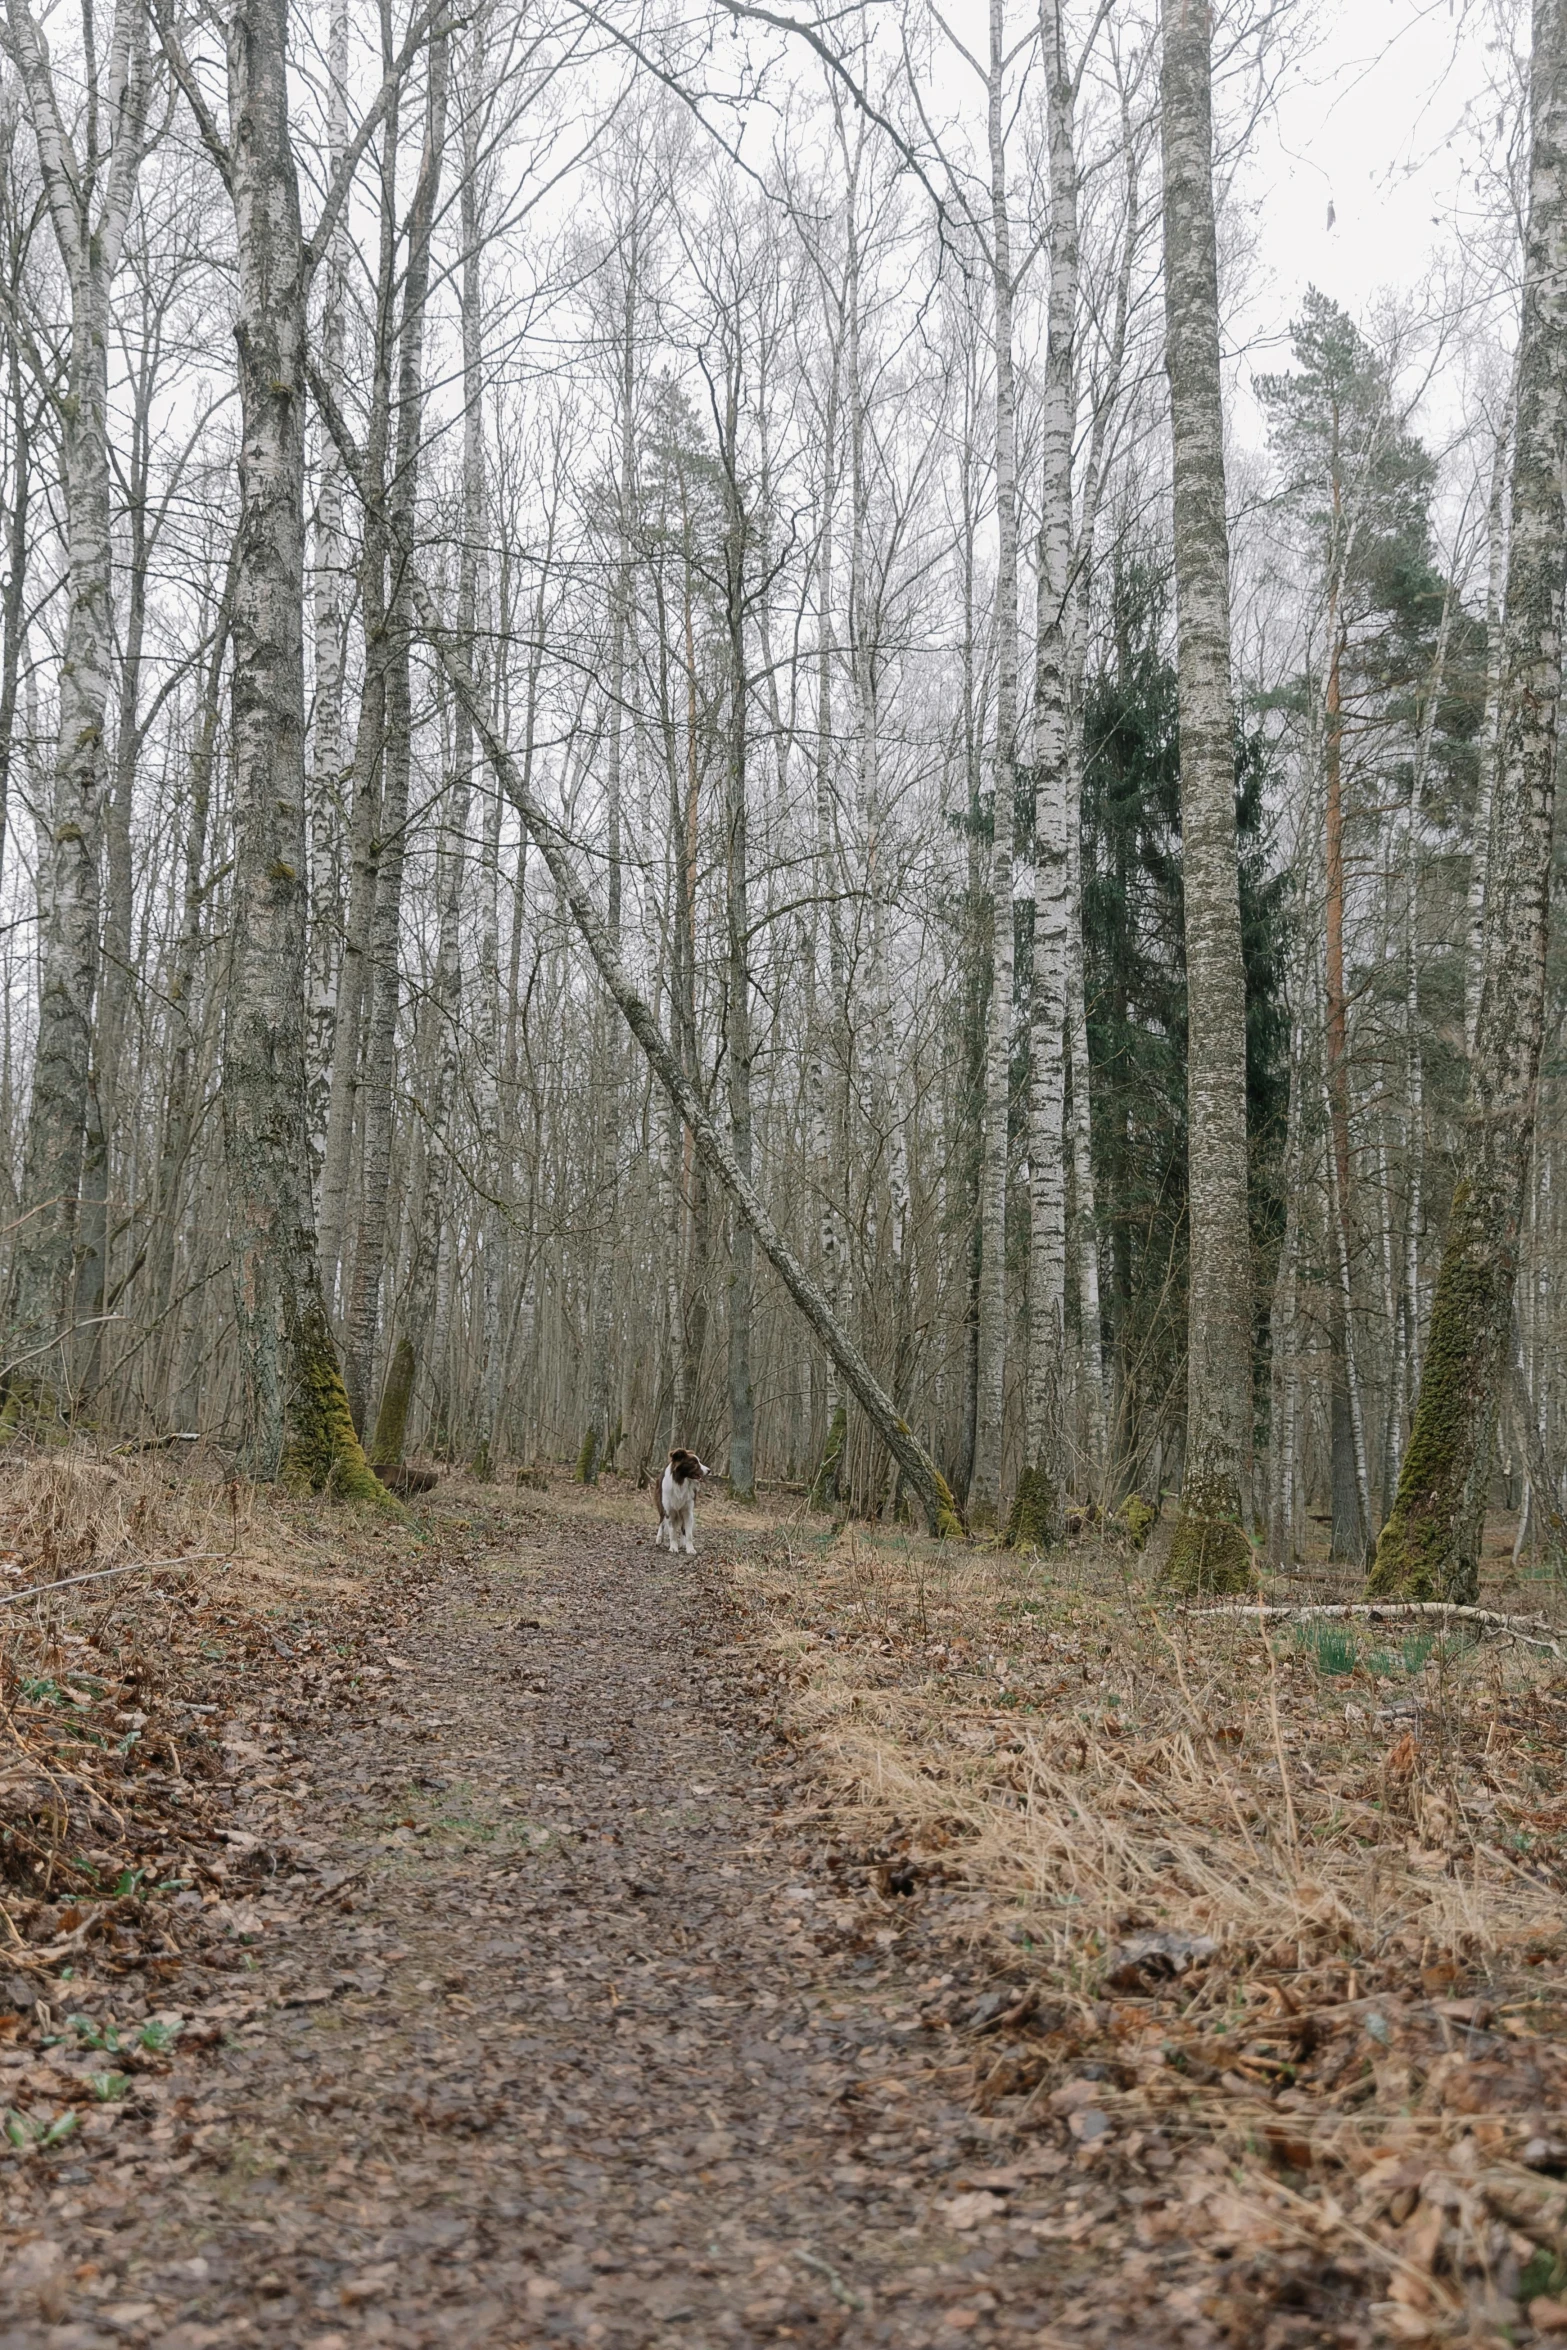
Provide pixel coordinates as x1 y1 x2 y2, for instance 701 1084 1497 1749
0 330 30 901
216 0 379 1494
342 28 448 1436
970 0 1020 1526
77 325 154 1400
719 362 756 1502
149 548 237 1382
808 315 846 1499
306 0 350 1179
1369 0 1567 1603
1159 0 1255 1591
315 75 400 1308
4 0 148 1382
1017 0 1077 1547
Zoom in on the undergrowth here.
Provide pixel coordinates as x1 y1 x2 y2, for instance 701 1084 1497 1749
733 1518 1567 2346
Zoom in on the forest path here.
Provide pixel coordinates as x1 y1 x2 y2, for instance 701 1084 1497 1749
2 1508 1091 2350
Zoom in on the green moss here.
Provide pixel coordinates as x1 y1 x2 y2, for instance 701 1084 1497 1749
370 1336 415 1473
1119 1494 1156 1551
282 1296 394 1507
575 1427 599 1485
809 1404 846 1511
1161 1466 1254 1595
1007 1462 1060 1551
1368 1199 1493 1605
931 1470 964 1541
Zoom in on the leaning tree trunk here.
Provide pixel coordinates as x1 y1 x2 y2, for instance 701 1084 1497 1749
313 365 966 1538
1159 0 1255 1592
216 0 380 1496
1369 0 1567 1603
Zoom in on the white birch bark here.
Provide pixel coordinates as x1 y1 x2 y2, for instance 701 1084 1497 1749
342 30 448 1435
4 0 149 1374
306 0 349 1182
211 0 378 1493
970 0 1020 1527
1019 0 1078 1544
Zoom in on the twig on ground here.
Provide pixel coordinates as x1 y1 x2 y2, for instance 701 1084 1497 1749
1174 1601 1566 1659
0 1554 228 1608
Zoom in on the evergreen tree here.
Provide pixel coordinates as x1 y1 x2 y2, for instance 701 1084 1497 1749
1081 559 1287 1507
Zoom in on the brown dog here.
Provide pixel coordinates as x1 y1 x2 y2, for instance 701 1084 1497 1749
652 1448 709 1554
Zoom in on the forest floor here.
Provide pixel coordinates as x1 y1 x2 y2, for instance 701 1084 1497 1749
1 1456 1567 2348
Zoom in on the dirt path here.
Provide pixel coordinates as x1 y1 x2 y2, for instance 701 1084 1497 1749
1 1512 1095 2350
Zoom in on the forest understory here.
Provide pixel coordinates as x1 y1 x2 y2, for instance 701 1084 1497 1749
0 1453 1564 2347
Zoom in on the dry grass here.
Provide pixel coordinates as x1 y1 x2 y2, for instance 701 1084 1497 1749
0 1439 401 1995
732 1519 1567 2346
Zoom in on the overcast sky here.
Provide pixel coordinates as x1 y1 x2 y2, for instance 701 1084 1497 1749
1233 0 1511 419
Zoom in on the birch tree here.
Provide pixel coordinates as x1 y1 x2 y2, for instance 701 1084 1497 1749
2 0 151 1384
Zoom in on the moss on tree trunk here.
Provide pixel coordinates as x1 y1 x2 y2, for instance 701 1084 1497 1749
1367 0 1567 1600
1367 1196 1498 1605
576 1427 600 1484
1161 1463 1254 1594
281 1296 390 1504
1007 1462 1061 1551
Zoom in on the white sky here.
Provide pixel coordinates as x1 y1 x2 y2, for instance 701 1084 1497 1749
1232 0 1508 413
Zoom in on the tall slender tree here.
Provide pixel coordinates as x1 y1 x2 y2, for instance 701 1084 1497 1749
1158 0 1255 1590
3 0 151 1386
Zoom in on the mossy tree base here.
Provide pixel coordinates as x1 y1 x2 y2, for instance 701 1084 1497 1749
1160 1468 1254 1595
1007 1462 1062 1551
1367 1185 1504 1607
1366 1533 1479 1606
1119 1494 1156 1550
281 1299 390 1505
930 1470 963 1541
576 1428 600 1484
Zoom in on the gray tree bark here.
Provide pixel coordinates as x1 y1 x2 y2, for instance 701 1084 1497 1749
1370 0 1567 1603
342 27 448 1436
160 0 382 1493
4 0 149 1387
1159 0 1255 1591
